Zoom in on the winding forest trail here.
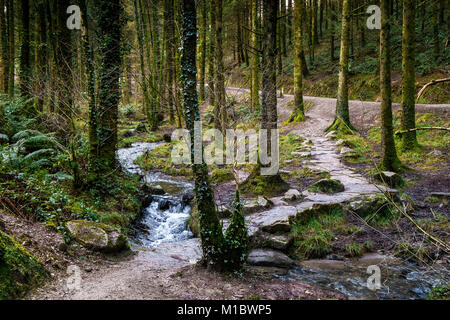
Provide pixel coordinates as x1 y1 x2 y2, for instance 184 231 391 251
29 89 449 300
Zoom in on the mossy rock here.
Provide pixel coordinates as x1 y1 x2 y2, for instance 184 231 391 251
307 179 345 194
66 220 129 253
0 230 47 299
211 168 234 184
347 194 398 226
373 171 404 188
240 167 289 196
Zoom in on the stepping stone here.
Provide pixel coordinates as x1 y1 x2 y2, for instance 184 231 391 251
247 249 295 268
248 206 298 235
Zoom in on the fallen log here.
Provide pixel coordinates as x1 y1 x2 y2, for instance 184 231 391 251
395 127 450 137
416 77 450 102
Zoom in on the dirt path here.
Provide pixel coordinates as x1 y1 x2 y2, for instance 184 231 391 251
29 89 448 300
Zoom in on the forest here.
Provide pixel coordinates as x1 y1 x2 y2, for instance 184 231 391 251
0 0 449 302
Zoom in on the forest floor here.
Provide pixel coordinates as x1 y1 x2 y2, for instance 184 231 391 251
25 89 449 300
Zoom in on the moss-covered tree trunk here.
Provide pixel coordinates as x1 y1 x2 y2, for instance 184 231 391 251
380 0 402 172
250 0 260 112
89 0 124 184
288 0 305 123
198 0 207 102
180 0 224 270
214 0 226 134
0 0 8 94
401 0 417 150
327 0 354 133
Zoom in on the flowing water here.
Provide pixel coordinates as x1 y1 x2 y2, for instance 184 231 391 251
117 142 449 299
117 142 194 248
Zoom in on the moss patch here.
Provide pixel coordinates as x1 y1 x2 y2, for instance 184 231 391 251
307 179 345 194
0 230 47 299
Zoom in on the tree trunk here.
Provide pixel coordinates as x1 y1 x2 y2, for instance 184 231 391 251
208 0 216 107
7 0 14 98
180 0 224 271
250 0 260 112
134 0 151 127
288 0 305 123
214 0 226 134
329 0 335 61
433 0 439 60
0 0 8 94
380 0 402 171
327 0 354 132
89 0 124 183
198 0 207 102
401 0 417 150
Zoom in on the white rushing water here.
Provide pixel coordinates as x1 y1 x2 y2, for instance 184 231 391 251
117 142 194 248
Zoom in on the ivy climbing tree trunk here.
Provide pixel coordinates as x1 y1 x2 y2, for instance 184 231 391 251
89 0 124 185
180 0 224 271
401 0 417 150
327 0 354 133
288 0 305 123
380 0 403 172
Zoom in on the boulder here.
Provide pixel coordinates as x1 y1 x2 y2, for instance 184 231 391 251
307 179 345 194
140 194 153 209
66 220 129 253
247 249 295 268
181 191 194 205
282 189 302 201
261 234 294 251
373 171 404 188
141 184 166 195
249 206 297 234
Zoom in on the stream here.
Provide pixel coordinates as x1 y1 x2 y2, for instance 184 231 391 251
117 142 449 300
117 142 194 248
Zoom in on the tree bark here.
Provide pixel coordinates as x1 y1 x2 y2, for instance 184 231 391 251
0 0 8 94
214 0 226 134
180 0 224 271
401 0 417 150
327 0 354 132
380 0 402 171
288 0 305 123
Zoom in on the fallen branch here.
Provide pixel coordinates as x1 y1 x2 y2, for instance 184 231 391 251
416 77 450 101
395 127 449 137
